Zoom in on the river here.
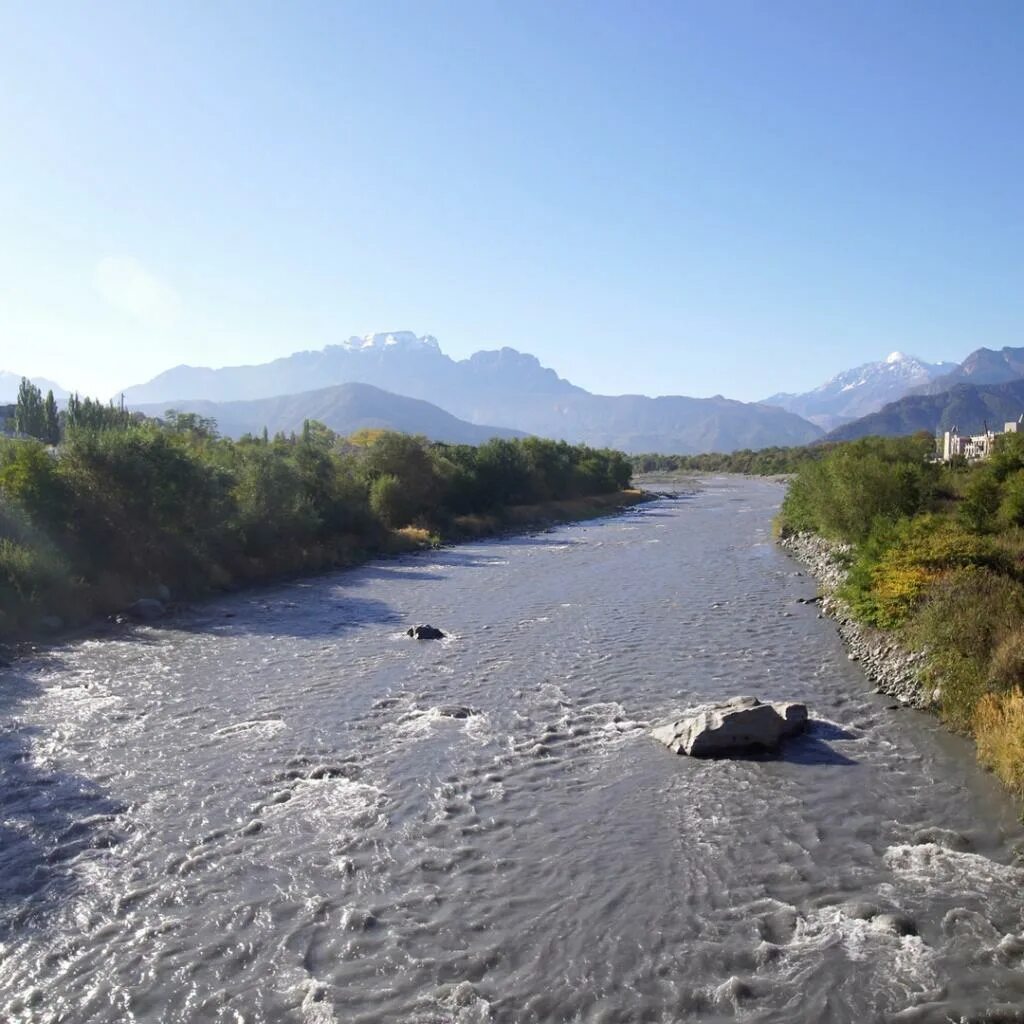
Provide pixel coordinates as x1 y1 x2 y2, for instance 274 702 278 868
1 477 1022 1023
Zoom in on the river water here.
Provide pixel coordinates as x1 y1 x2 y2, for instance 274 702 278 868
2 477 1023 1024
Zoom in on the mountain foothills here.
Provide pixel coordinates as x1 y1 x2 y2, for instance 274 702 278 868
131 382 526 445
120 332 823 454
762 352 954 431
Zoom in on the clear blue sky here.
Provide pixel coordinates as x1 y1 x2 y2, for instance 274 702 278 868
1 1 1022 401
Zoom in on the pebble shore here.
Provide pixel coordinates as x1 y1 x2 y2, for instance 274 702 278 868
780 532 933 709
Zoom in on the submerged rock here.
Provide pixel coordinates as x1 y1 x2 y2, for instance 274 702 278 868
438 705 475 719
407 625 446 640
651 695 808 756
871 912 918 937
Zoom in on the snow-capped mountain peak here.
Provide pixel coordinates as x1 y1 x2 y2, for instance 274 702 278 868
341 331 441 353
763 352 955 430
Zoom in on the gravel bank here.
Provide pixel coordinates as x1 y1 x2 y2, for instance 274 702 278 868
780 531 933 709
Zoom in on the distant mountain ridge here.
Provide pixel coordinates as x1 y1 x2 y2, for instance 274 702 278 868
914 346 1024 395
0 371 69 403
122 332 822 454
122 333 582 406
827 380 1024 442
763 352 955 431
131 381 526 444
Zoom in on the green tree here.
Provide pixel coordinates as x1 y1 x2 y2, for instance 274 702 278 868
369 473 413 527
43 390 60 445
958 470 1002 534
998 469 1024 528
360 432 439 522
14 378 46 440
66 393 133 434
990 431 1024 482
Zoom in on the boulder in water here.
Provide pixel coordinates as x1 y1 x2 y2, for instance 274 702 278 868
651 695 808 756
407 625 446 640
438 705 475 719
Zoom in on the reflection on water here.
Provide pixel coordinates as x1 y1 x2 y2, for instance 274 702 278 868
1 477 1022 1023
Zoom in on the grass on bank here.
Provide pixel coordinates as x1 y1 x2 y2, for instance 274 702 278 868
777 432 1024 798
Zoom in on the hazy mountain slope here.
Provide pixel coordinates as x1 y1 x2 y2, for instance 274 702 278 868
122 333 582 408
122 331 822 453
463 392 823 453
131 381 526 444
763 352 954 431
915 346 1024 395
0 372 70 402
827 381 1024 441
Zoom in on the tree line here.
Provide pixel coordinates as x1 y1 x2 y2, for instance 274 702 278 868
631 444 839 476
4 378 134 443
0 409 632 638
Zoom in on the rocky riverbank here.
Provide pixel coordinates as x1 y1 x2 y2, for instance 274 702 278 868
780 531 933 709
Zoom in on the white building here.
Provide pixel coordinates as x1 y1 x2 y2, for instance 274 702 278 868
942 416 1023 462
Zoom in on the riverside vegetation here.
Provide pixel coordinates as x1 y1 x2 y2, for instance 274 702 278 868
631 443 840 476
778 432 1024 798
0 381 633 640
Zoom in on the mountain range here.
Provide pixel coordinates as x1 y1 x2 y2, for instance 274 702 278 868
827 380 1024 442
120 332 823 454
132 381 526 445
762 352 954 431
912 346 1024 396
9 337 1024 453
0 372 69 404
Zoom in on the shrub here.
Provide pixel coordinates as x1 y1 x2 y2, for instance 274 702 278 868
990 431 1024 483
988 628 1024 691
973 691 1024 797
958 469 1001 533
998 469 1024 529
0 537 74 627
779 436 937 543
842 516 1003 627
907 566 1024 731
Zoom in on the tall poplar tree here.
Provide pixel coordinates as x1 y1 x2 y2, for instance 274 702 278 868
14 377 45 440
43 389 60 445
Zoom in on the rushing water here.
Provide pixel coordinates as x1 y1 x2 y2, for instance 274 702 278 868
2 477 1023 1024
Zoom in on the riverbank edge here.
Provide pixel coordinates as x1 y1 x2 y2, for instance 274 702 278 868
444 488 653 541
779 531 934 709
0 488 655 660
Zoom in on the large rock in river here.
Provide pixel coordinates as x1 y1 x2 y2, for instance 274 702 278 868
651 696 808 756
407 624 446 640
